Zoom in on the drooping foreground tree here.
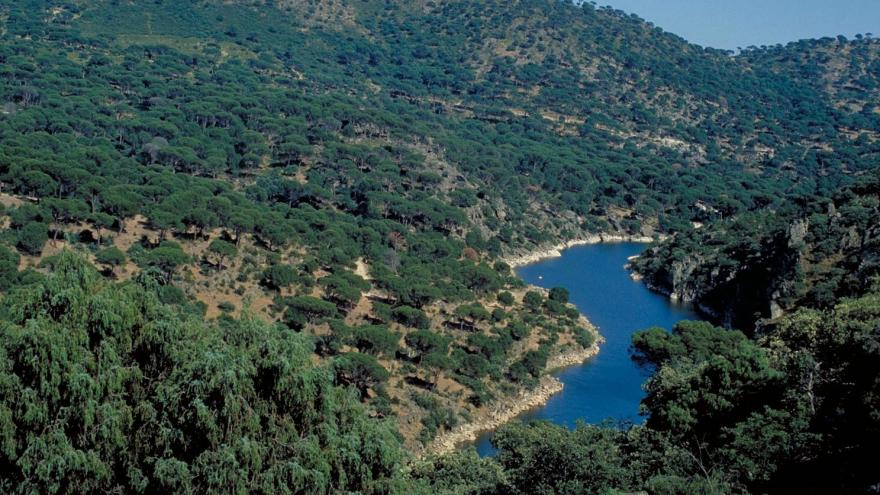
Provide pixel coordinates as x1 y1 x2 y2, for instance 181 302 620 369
0 253 405 494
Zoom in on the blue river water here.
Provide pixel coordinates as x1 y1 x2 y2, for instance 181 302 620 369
474 242 701 456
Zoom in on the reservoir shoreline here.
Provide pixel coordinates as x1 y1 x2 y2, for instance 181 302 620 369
470 241 700 456
501 233 659 268
426 342 601 455
426 236 656 456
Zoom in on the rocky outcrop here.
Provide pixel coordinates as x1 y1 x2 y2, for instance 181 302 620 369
546 342 602 371
629 220 807 330
629 183 880 331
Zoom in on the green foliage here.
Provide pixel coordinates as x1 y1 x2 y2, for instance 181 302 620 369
320 271 369 308
157 283 187 306
0 244 21 290
497 291 515 306
522 291 544 311
347 325 400 357
411 392 459 444
333 352 391 399
635 321 784 441
508 349 548 384
405 330 451 361
459 263 504 295
572 327 594 349
491 307 507 322
507 320 531 341
542 298 567 316
454 302 491 329
260 263 296 291
0 253 405 494
139 241 190 282
548 287 569 304
16 222 48 255
416 292 880 493
0 0 875 279
94 246 126 270
206 238 237 269
491 422 632 494
392 305 430 329
452 348 492 379
283 295 338 330
409 450 506 495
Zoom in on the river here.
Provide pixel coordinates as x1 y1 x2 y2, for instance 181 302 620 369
474 242 702 456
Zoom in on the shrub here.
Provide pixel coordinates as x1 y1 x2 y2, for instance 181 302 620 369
497 291 515 306
549 287 569 303
523 290 544 310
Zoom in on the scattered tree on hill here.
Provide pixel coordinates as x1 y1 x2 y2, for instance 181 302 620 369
206 238 236 270
523 290 544 311
284 295 338 329
454 303 491 330
94 246 126 276
333 352 391 399
142 242 190 283
405 329 451 363
261 263 297 293
497 291 515 306
549 287 569 303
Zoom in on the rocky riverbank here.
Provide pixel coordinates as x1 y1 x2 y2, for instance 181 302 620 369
425 236 647 456
426 342 601 456
546 341 602 371
502 234 659 268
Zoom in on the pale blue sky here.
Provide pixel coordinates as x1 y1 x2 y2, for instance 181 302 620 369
597 0 879 50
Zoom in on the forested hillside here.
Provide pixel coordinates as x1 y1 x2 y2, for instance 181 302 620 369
4 0 879 246
1 0 878 493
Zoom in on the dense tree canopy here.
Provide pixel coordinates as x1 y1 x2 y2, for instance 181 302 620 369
0 254 405 494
